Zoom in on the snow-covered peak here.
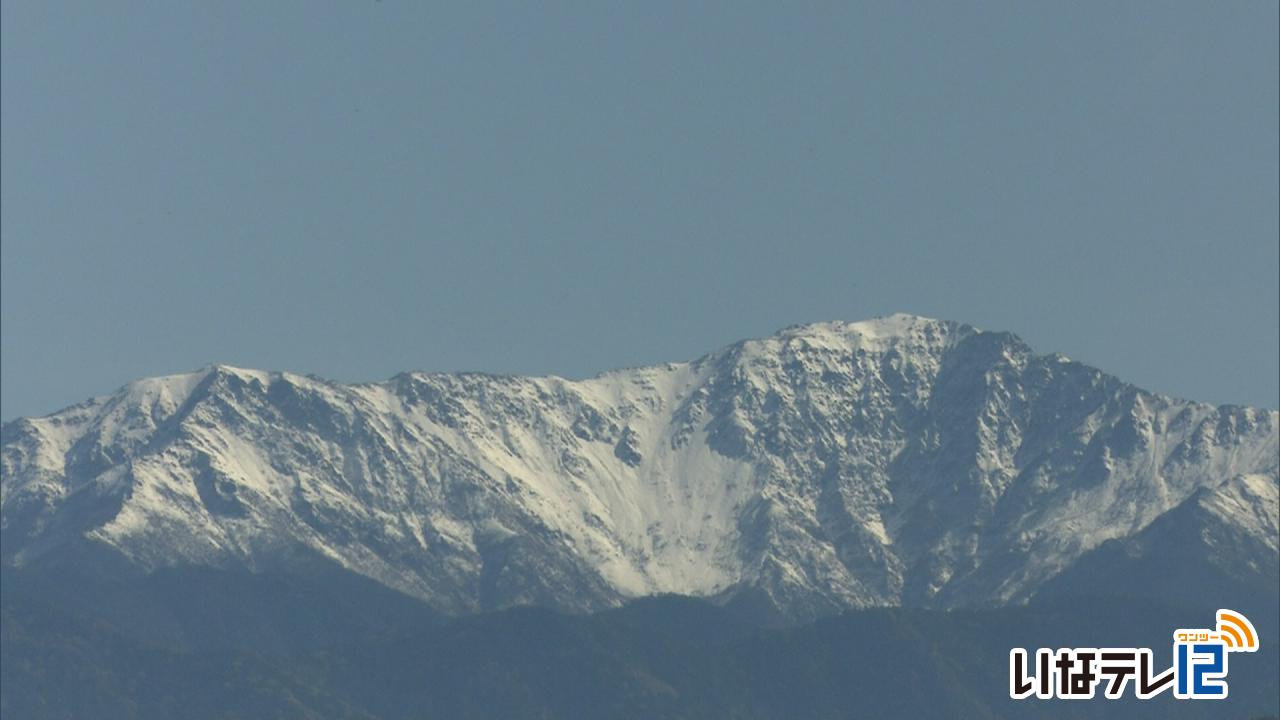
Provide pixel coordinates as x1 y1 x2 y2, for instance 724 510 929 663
758 313 968 348
2 317 1276 622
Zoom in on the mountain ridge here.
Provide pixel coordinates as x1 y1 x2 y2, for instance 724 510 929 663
3 314 1276 622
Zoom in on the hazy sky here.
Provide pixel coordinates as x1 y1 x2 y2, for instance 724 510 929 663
2 2 1277 420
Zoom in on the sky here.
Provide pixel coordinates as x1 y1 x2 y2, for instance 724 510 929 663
2 1 1277 420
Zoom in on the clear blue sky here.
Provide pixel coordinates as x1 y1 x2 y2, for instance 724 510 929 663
2 2 1277 420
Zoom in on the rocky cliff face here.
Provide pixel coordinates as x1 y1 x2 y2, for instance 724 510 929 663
3 315 1276 621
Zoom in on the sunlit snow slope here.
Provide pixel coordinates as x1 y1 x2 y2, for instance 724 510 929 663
3 315 1276 620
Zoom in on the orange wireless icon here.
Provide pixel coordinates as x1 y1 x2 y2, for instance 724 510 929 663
1216 610 1259 652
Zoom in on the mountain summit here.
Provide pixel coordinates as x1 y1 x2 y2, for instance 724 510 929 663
3 315 1276 621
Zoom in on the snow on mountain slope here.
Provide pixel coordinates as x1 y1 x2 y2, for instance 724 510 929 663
1036 472 1280 631
2 315 1277 620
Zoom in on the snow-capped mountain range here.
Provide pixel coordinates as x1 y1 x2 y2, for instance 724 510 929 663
3 315 1276 621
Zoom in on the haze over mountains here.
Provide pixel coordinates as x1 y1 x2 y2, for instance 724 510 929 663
3 314 1276 624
